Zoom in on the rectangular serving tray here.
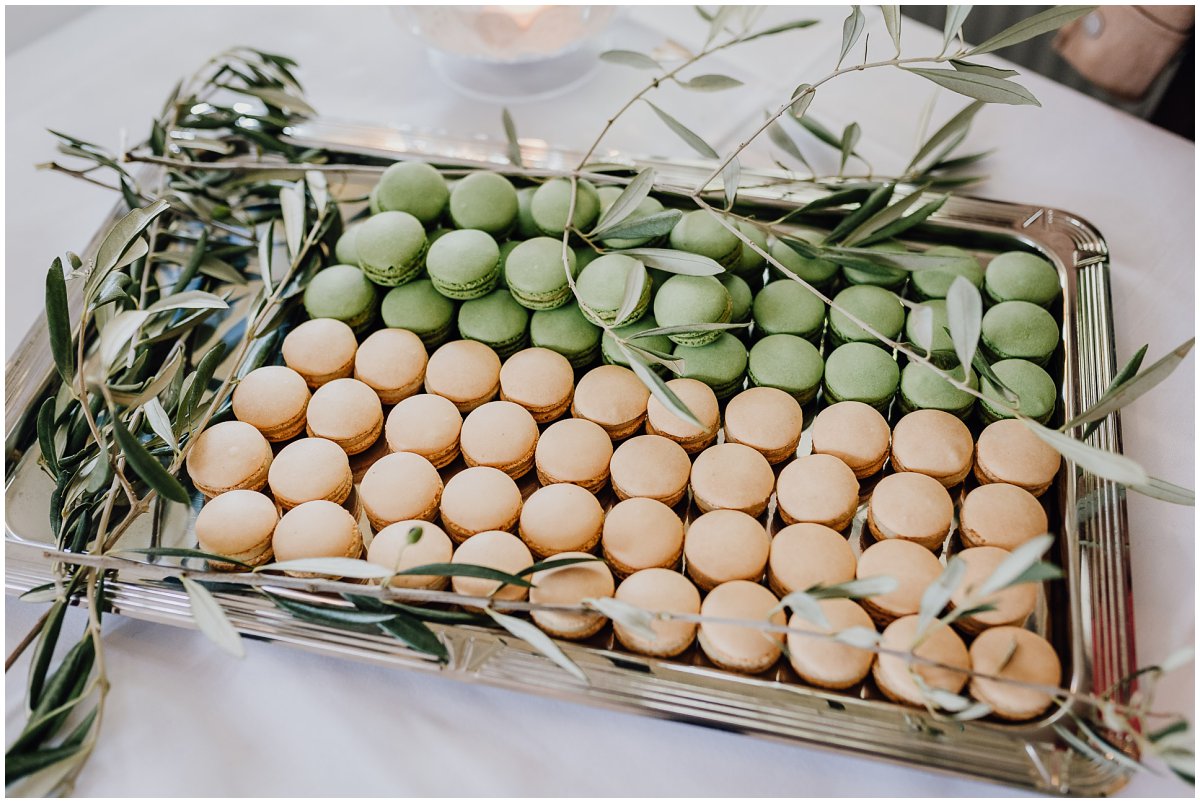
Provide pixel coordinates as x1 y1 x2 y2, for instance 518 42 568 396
4 119 1136 795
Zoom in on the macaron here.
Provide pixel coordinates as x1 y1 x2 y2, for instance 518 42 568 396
368 184 381 214
232 365 310 442
515 186 540 238
873 616 971 706
504 236 575 310
973 419 1062 496
979 359 1056 424
980 301 1059 365
983 251 1061 307
303 265 378 332
775 454 860 531
768 523 856 597
499 347 575 423
575 253 651 327
898 361 979 419
673 333 748 400
722 386 803 464
425 229 501 301
601 314 674 372
823 342 900 412
697 580 785 674
968 626 1062 720
652 274 733 346
643 377 720 453
448 171 519 236
366 520 454 589
768 235 839 289
595 186 667 249
810 401 891 478
267 437 353 510
353 328 428 405
842 240 908 290
751 280 827 343
718 273 753 326
424 339 502 413
535 417 613 493
529 177 600 236
890 409 974 487
272 500 363 573
866 472 955 550
439 466 523 542
732 220 769 280
374 161 450 225
335 222 362 266
305 377 384 455
528 552 614 640
451 530 534 601
786 599 876 690
571 364 651 440
612 569 700 657
519 482 605 557
609 434 691 506
381 280 457 349
384 393 463 468
186 420 273 498
828 285 905 346
909 245 984 301
950 546 1038 634
856 539 943 624
574 246 600 272
359 452 443 532
355 211 427 287
282 318 358 388
959 483 1049 550
689 443 775 517
684 509 771 590
529 303 603 368
459 400 539 478
744 331 822 424
668 209 742 268
194 490 278 569
457 288 530 359
601 497 685 577
905 299 954 354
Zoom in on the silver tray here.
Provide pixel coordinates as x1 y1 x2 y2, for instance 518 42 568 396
4 120 1135 795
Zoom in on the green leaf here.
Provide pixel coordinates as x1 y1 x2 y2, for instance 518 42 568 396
838 122 861 174
904 67 1040 106
1131 476 1195 506
950 59 1018 78
678 73 744 91
36 398 59 478
97 310 150 371
824 182 895 243
619 342 703 429
485 609 588 684
257 220 275 296
86 199 170 301
377 613 448 662
599 49 662 70
1025 421 1150 488
118 546 252 568
109 342 185 406
395 562 534 588
279 182 306 259
630 322 748 339
975 534 1056 596
927 150 993 173
767 120 812 171
971 349 1019 404
259 557 392 579
908 304 934 353
266 592 398 625
27 600 68 707
169 227 209 294
1065 339 1194 435
93 271 132 310
918 556 965 634
181 577 244 658
723 158 740 210
617 247 723 276
796 114 844 151
789 83 816 118
1161 646 1195 674
966 6 1095 56
704 5 737 47
908 100 985 170
945 276 982 383
515 555 603 577
143 397 177 452
942 5 972 52
807 576 899 599
857 196 949 246
113 237 148 271
45 259 75 386
644 101 718 159
306 169 329 214
591 168 656 237
111 414 189 503
797 185 875 214
881 6 902 54
1002 561 1064 588
19 584 62 605
146 289 230 314
838 5 866 68
833 626 880 648
584 597 657 641
841 185 930 246
777 590 830 629
613 258 649 328
235 85 316 116
501 107 523 168
177 341 227 434
596 210 682 243
5 743 86 787
739 19 819 43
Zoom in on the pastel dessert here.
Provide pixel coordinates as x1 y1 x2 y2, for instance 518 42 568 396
856 539 943 624
601 314 674 372
750 279 826 342
355 211 427 287
267 437 353 510
529 177 601 236
959 483 1049 550
827 285 905 346
448 171 519 235
668 209 742 268
381 280 457 348
689 442 775 517
973 418 1062 496
232 365 310 442
905 299 954 354
305 378 384 455
439 466 523 542
867 472 955 550
353 328 428 405
810 401 891 478
898 361 979 419
575 253 650 327
612 569 700 657
425 229 501 301
366 520 454 590
186 420 272 498
374 161 450 225
535 417 613 492
424 339 502 413
698 580 785 674
684 509 771 590
272 500 363 572
950 546 1038 634
499 347 575 423
504 236 574 310
601 498 685 577
823 342 900 412
909 245 984 301
786 599 876 690
732 220 769 280
890 409 974 486
718 273 753 326
359 452 444 532
722 386 803 464
451 530 534 601
652 274 733 347
980 359 1057 424
303 265 378 332
609 434 691 506
514 186 540 238
529 303 603 368
969 626 1062 720
980 301 1059 365
384 393 463 468
194 490 278 569
842 240 908 290
282 318 358 388
673 333 748 400
767 235 839 289
644 377 720 453
873 616 971 705
529 552 614 640
459 400 539 478
768 523 856 597
519 482 605 558
595 186 666 249
775 454 860 530
457 288 530 359
983 251 1061 307
571 365 651 440
335 221 362 266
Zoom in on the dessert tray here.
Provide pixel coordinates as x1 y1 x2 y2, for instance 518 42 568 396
4 119 1136 795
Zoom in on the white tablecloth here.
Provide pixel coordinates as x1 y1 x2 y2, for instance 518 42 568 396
5 6 1194 796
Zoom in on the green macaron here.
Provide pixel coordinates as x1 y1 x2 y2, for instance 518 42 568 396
980 358 1057 424
575 253 650 327
449 172 519 236
458 288 530 359
981 301 1060 365
381 279 457 348
530 303 603 368
497 240 521 289
374 162 449 226
984 251 1061 306
575 246 600 273
303 265 378 332
898 361 979 419
668 210 742 269
515 186 541 238
733 220 769 281
768 233 839 289
368 184 382 215
596 186 667 249
355 211 427 287
504 237 575 310
425 229 501 300
652 274 733 347
751 280 827 343
335 221 362 266
905 299 954 353
823 342 900 412
909 245 984 301
828 284 905 346
842 240 908 290
530 178 601 236
748 334 824 405
673 333 748 400
601 314 674 373
719 273 753 325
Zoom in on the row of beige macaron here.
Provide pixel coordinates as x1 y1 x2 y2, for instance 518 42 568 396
184 316 1065 719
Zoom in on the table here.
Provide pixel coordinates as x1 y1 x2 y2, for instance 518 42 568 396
5 6 1193 796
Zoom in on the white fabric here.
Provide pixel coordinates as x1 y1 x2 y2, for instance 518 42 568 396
5 6 1193 796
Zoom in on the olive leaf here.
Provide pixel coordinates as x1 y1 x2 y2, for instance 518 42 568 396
595 210 681 242
907 100 985 170
841 184 930 246
45 259 75 386
616 247 723 276
181 577 244 658
110 413 189 503
704 5 737 47
789 83 815 118
965 6 1095 57
824 182 894 243
1064 339 1194 436
857 196 948 246
945 276 982 383
776 590 831 629
908 304 935 353
740 18 819 44
904 68 1040 107
265 591 397 625
306 169 329 214
591 168 655 237
85 199 170 301
1130 476 1195 506
19 583 62 606
146 289 229 314
258 219 275 296
176 341 227 434
377 613 448 662
918 556 966 635
928 149 993 172
942 5 973 53
796 114 847 152
630 322 748 339
767 119 812 171
723 158 741 210
143 397 177 452
808 576 899 599
881 6 902 55
394 562 534 588
501 107 523 168
833 626 881 648
112 238 149 271
838 122 861 174
93 272 133 310
485 609 588 684
975 534 1055 596
257 557 392 579
1024 421 1150 489
613 259 648 328
279 182 306 259
235 85 316 116
109 342 184 406
27 598 69 706
971 349 1019 404
644 101 718 159
584 597 657 641
118 546 252 568
837 5 866 69
950 59 1018 79
678 74 744 91
599 49 662 70
618 342 703 429
515 555 603 577
797 185 876 214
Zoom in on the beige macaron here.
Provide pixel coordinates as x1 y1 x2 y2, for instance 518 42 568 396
194 490 278 569
353 328 428 405
306 377 384 455
949 546 1038 634
534 417 613 493
282 318 358 388
890 410 974 487
974 418 1062 497
786 599 876 690
519 483 605 558
267 437 353 510
768 523 857 597
186 420 273 498
722 387 803 464
644 377 720 454
811 401 891 478
359 452 443 532
697 580 785 674
529 553 614 640
366 520 454 590
272 499 363 575
571 364 651 440
424 339 502 413
439 466 523 542
232 365 311 442
856 539 944 625
866 472 955 551
459 400 539 479
613 568 701 658
873 616 971 707
683 509 771 591
775 453 860 531
959 483 1048 550
689 442 775 517
609 434 691 507
385 393 463 468
451 530 534 601
969 626 1062 720
499 347 575 423
601 497 685 578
